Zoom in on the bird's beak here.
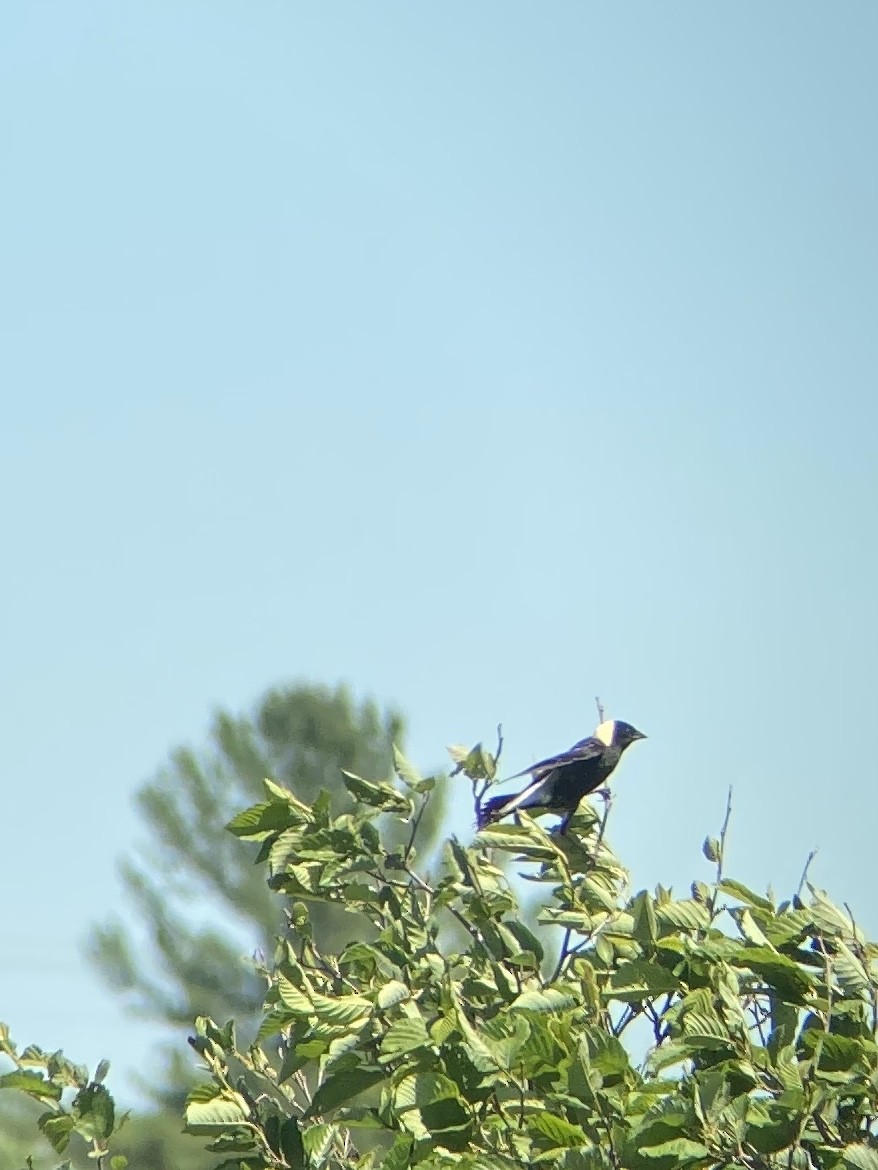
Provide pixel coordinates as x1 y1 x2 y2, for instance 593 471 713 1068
633 730 647 741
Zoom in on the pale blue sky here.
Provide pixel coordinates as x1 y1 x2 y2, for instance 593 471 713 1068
2 3 877 1104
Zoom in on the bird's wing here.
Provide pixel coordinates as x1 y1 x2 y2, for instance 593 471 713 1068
485 774 553 819
504 735 603 781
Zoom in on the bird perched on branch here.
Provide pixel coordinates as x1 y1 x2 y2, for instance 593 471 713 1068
477 719 646 834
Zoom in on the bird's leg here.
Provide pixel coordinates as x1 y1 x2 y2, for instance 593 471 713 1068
558 809 576 836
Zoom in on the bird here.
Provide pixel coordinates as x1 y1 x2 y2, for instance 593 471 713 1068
476 719 646 834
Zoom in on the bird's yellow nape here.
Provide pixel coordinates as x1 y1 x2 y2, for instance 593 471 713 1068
594 720 615 747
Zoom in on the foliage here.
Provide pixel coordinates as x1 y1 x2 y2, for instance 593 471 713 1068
86 683 443 1107
179 741 878 1170
7 726 878 1169
0 1026 125 1170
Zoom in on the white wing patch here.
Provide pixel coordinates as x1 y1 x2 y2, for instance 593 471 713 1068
492 775 550 818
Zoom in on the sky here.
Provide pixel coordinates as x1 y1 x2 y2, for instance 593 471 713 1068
2 2 877 1106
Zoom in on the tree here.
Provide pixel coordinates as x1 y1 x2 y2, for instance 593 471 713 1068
9 726 878 1169
180 742 878 1169
87 681 446 1104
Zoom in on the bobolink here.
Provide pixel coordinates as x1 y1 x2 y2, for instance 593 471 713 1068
477 719 646 834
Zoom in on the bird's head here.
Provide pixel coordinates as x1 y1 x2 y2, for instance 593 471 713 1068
595 719 647 750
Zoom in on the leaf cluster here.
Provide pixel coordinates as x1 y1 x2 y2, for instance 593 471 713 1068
0 1026 126 1170
181 747 878 1170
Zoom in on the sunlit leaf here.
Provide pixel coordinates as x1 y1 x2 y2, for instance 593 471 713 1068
0 1071 62 1101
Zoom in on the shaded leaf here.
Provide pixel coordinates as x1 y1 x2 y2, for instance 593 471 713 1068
639 1137 710 1161
609 959 678 1000
307 1067 386 1118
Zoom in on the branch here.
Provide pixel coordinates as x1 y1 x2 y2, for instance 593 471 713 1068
403 790 431 863
796 849 818 901
594 788 613 851
707 787 733 919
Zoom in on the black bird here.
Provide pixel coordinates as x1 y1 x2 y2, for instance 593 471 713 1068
477 719 646 834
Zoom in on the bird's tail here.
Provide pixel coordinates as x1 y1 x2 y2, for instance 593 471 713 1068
476 794 511 829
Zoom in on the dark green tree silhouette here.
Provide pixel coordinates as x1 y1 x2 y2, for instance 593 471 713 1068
87 682 445 1106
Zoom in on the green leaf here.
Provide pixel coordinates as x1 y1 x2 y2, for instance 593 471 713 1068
37 1113 74 1154
277 975 313 1015
419 1095 471 1144
226 800 302 839
392 745 422 787
834 940 872 995
502 919 545 963
842 1146 878 1170
745 1100 801 1154
655 899 710 931
377 980 410 1010
718 879 774 912
380 1134 415 1170
450 742 496 780
342 771 411 814
631 890 658 944
609 960 679 1000
310 992 372 1025
479 1016 531 1070
582 1029 631 1078
639 1137 710 1161
528 1111 588 1148
510 987 579 1013
185 1085 250 1133
71 1083 115 1141
800 1029 874 1073
208 1161 265 1170
395 1072 461 1125
703 837 721 863
379 1018 431 1062
427 1015 457 1049
731 946 814 1003
733 908 771 946
301 1122 334 1162
307 1067 386 1118
808 886 864 940
692 879 712 903
0 1070 62 1101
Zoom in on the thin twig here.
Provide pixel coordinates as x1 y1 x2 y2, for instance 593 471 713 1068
404 791 430 862
473 725 506 826
595 1092 621 1170
401 862 483 945
796 849 818 900
843 900 877 1033
843 900 861 947
821 936 834 1037
707 787 733 920
551 927 573 983
595 696 605 723
594 789 613 850
717 786 733 882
